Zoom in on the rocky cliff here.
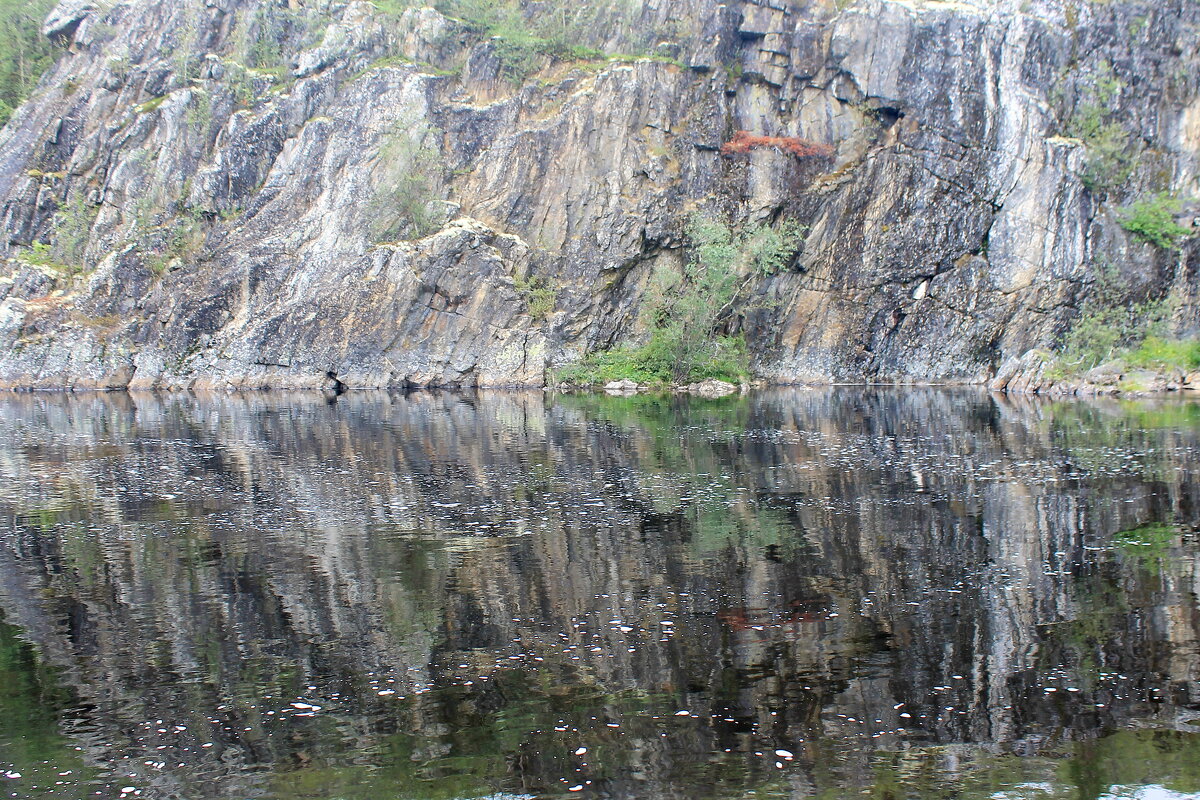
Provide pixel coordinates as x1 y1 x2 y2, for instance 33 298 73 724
0 0 1197 389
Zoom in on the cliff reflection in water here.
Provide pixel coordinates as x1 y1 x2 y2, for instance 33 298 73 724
0 389 1199 800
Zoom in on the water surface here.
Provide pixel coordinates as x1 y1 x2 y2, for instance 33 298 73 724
1 389 1199 800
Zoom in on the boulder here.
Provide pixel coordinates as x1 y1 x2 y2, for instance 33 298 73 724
685 378 737 398
1119 369 1169 394
1083 360 1124 386
42 0 95 42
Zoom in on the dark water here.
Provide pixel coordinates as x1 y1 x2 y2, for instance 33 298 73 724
1 389 1199 800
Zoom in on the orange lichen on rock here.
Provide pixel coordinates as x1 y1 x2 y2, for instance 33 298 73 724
719 130 834 159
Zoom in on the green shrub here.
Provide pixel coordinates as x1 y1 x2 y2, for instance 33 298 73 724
372 0 666 83
1060 62 1137 194
556 335 751 386
369 123 442 241
1116 194 1192 250
186 88 213 131
513 274 555 320
555 346 673 386
225 64 256 107
557 215 801 386
135 95 168 114
1053 262 1179 374
53 193 96 266
143 216 204 275
644 215 800 382
14 194 97 276
172 5 200 84
16 242 66 270
1077 122 1132 193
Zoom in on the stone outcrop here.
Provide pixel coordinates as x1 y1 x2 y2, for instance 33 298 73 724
684 377 738 396
0 0 1197 389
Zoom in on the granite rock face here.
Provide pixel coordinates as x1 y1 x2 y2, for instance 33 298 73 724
0 0 1197 389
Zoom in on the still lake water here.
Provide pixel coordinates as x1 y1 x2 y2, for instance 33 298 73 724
1 388 1199 800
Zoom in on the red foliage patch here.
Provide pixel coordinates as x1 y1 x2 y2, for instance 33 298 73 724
719 130 834 159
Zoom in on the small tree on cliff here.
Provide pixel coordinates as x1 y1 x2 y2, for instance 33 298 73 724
556 214 801 385
643 215 801 382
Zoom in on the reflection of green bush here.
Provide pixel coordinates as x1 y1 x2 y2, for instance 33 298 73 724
1030 515 1187 688
1115 399 1200 430
1113 522 1180 576
265 670 825 800
816 730 1200 800
1065 730 1200 798
560 392 810 556
1046 400 1198 483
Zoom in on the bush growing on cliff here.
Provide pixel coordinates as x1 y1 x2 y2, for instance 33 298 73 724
1053 262 1176 372
1060 62 1137 194
53 192 97 266
513 273 556 319
15 193 98 275
1116 194 1193 250
144 215 204 275
369 124 442 241
557 215 801 385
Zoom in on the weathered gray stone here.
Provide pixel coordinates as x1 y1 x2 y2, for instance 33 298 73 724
1083 361 1124 386
685 378 737 397
42 0 95 42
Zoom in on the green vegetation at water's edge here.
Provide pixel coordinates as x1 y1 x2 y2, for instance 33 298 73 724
1124 336 1200 371
0 0 58 127
557 215 802 386
1049 262 1199 378
555 337 750 386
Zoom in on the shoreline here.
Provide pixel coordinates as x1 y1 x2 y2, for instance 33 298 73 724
1 378 1197 398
